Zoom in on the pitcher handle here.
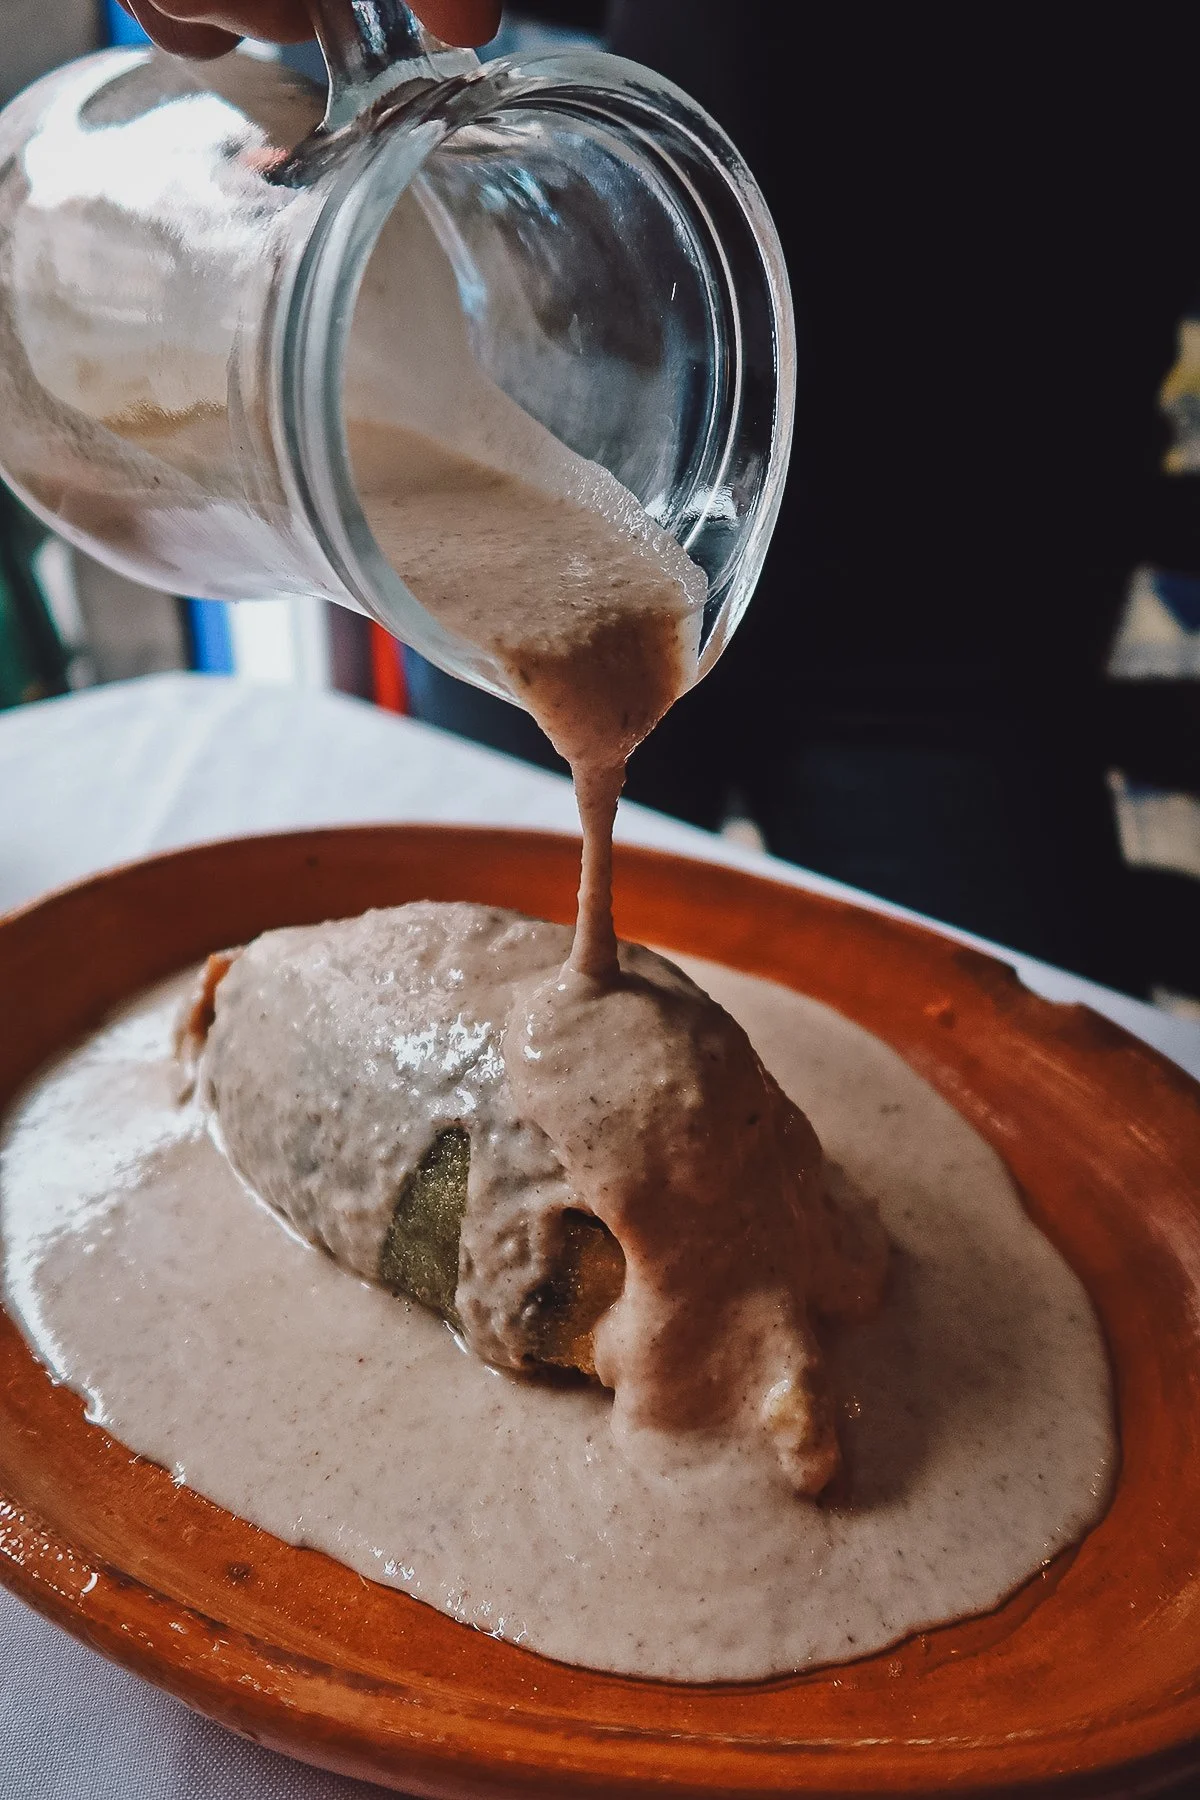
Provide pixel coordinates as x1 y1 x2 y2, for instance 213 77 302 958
309 0 481 129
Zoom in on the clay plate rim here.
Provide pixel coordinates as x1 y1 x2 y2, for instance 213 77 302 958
1 824 1199 1800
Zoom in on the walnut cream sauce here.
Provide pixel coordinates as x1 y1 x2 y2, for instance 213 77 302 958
0 958 1114 1681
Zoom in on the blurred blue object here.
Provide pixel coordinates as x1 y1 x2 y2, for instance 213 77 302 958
103 2 150 47
185 600 235 675
490 18 601 56
1154 571 1200 633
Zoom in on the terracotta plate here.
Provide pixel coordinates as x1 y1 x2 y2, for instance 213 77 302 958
2 826 1200 1799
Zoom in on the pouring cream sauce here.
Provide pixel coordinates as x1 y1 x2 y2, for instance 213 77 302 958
335 431 896 1490
350 416 705 979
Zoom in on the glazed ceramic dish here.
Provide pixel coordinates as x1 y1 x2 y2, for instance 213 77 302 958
2 826 1199 1799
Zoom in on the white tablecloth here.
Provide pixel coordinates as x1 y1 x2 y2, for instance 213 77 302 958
3 673 1198 1800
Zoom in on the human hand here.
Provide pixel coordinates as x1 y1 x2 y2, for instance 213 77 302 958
118 1 502 58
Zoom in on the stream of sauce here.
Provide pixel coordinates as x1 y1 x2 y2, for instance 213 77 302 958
350 418 705 979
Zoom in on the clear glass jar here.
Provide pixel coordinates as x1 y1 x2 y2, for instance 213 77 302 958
0 0 794 701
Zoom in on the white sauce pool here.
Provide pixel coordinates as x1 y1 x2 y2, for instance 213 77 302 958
0 955 1115 1682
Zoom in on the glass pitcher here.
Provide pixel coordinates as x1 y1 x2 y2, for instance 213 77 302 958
0 0 794 704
